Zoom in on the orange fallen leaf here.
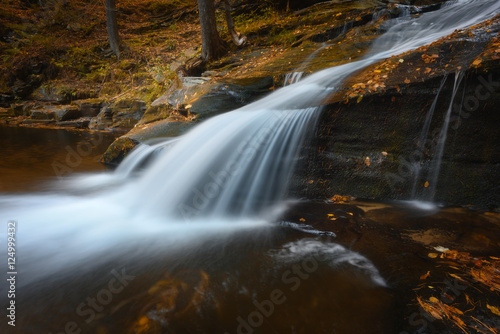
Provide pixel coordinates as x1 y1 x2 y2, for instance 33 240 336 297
487 304 500 316
425 68 432 73
424 181 429 188
420 271 431 280
299 218 306 222
404 79 410 84
472 59 482 66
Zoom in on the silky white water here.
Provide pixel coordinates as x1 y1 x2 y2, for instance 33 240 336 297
1 0 499 287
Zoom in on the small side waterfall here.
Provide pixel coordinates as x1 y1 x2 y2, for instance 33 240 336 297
410 74 448 198
424 71 465 200
284 71 304 86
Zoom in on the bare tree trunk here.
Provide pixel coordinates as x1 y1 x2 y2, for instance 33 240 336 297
197 0 226 62
105 0 120 59
223 0 246 46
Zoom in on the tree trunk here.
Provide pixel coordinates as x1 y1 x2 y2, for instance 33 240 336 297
197 0 226 62
223 0 247 46
105 0 120 59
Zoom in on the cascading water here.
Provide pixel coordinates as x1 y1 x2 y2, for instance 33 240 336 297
284 71 304 86
1 0 499 294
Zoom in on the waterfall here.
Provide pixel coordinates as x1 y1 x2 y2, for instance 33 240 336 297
1 0 499 286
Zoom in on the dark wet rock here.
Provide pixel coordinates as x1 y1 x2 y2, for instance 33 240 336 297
56 117 91 129
90 99 147 130
30 108 56 120
100 117 195 164
72 99 102 117
0 94 13 108
292 68 500 210
0 107 14 119
155 76 273 121
100 136 140 167
30 105 81 122
10 103 30 116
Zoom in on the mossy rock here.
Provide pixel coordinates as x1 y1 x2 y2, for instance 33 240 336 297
100 137 140 167
138 104 173 125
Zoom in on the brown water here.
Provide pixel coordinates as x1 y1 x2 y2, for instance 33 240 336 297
0 125 118 192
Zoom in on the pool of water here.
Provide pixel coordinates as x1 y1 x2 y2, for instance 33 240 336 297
0 125 119 192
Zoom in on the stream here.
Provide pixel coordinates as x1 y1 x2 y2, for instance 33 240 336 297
1 1 500 333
